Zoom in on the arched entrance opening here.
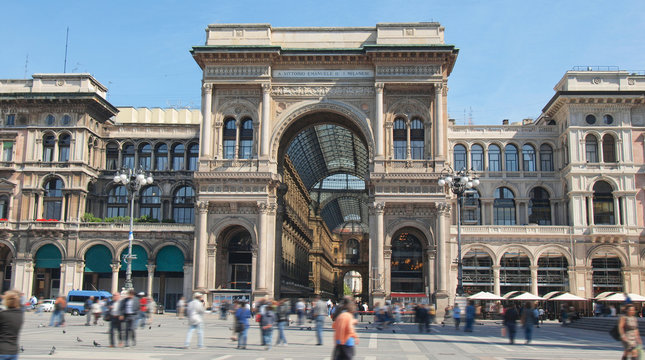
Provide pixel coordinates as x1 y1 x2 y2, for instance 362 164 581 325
154 245 184 310
119 245 148 291
216 226 253 291
33 244 62 298
537 250 569 296
462 249 493 294
500 249 531 294
277 111 371 299
0 243 14 292
390 229 428 304
83 245 113 291
591 250 623 296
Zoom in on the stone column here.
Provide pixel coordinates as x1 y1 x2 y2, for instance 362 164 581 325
256 202 268 292
613 196 621 225
436 203 449 295
383 248 392 295
146 264 155 297
215 121 223 159
492 265 501 296
260 83 271 157
110 263 120 294
426 250 436 296
196 201 209 289
201 83 213 157
368 202 385 305
530 265 539 295
406 119 412 160
434 83 445 160
234 120 240 160
375 83 384 158
586 195 594 225
183 264 193 299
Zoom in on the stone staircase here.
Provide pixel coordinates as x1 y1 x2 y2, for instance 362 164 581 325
568 317 645 334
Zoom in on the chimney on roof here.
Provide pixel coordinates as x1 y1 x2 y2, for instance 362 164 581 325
449 118 456 125
502 119 509 125
522 118 533 125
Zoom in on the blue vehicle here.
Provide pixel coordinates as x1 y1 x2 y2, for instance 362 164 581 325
66 290 112 315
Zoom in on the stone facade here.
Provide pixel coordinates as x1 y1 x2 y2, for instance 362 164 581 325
0 24 644 315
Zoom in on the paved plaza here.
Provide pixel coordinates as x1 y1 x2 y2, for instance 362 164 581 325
15 312 627 359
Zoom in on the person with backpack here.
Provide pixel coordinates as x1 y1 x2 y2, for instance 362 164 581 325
235 300 252 350
520 302 538 344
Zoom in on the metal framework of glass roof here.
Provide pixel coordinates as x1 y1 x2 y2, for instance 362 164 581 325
286 125 369 232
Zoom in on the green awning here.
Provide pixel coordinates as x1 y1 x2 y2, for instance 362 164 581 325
35 244 62 269
120 245 148 271
84 245 112 273
155 246 184 272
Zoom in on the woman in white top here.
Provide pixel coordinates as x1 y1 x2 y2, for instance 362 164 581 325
91 298 103 325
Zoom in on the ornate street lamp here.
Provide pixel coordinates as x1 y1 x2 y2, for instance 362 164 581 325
438 167 480 296
113 168 154 290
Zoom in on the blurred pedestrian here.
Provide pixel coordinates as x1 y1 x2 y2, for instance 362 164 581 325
184 292 205 349
332 296 358 360
453 303 461 330
84 296 94 326
107 292 122 347
137 292 148 328
276 299 289 346
261 303 276 350
314 295 327 345
464 300 475 332
619 304 641 360
177 296 186 318
235 301 252 349
119 290 139 347
0 290 24 359
503 304 519 344
50 295 66 327
91 297 102 325
520 302 538 344
296 298 305 327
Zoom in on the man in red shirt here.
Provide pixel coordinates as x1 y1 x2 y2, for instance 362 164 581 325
137 292 148 328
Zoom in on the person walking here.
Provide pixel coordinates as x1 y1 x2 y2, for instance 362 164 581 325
0 290 24 360
235 301 252 350
119 290 139 347
177 296 186 318
332 296 358 360
520 302 538 344
184 292 205 349
618 304 642 360
296 299 305 327
503 304 519 344
464 300 475 332
84 296 94 326
314 295 327 345
107 292 122 347
453 303 461 330
414 304 428 333
50 295 66 327
137 293 148 328
91 297 103 325
275 299 289 346
260 303 276 350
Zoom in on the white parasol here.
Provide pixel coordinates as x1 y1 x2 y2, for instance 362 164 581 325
549 292 587 301
467 291 505 301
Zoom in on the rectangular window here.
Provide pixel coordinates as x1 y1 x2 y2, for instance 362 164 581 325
223 140 236 159
156 156 168 171
3 142 13 162
5 114 15 126
410 141 424 160
239 140 252 159
489 152 500 171
394 141 406 160
139 156 151 170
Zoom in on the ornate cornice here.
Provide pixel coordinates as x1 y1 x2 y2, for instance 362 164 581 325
376 65 440 77
205 65 270 79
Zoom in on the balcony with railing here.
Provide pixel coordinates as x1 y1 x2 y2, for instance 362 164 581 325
16 220 194 232
453 224 645 237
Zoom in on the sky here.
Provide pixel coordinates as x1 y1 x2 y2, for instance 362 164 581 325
1 1 644 125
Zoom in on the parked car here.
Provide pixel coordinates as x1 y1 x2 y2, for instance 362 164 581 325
41 299 56 312
66 290 112 316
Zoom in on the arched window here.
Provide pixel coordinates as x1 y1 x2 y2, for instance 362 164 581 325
139 186 161 221
122 143 135 169
223 118 236 159
591 252 623 295
171 143 185 170
43 135 56 162
45 114 55 126
173 186 194 224
410 118 424 160
58 134 71 162
345 239 360 264
461 190 481 225
61 114 71 125
453 144 467 171
505 144 519 171
585 134 599 163
107 185 128 218
137 143 151 170
593 181 614 225
155 143 168 170
393 118 406 160
390 232 424 293
227 230 252 290
602 134 616 163
488 144 501 171
522 144 536 172
43 178 63 220
471 144 484 171
463 250 493 293
0 196 9 219
106 143 119 170
494 187 516 225
539 144 554 171
500 251 531 293
537 251 569 295
239 119 253 159
529 187 551 225
187 143 199 170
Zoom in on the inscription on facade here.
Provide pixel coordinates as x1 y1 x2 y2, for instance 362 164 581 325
273 69 374 78
205 66 269 78
271 86 374 97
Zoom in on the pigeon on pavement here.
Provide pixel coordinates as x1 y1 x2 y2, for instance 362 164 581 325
76 337 82 342
93 340 101 347
49 346 56 355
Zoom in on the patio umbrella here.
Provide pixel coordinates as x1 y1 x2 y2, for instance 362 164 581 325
467 291 505 301
549 292 587 301
509 292 544 301
594 291 616 300
601 293 645 302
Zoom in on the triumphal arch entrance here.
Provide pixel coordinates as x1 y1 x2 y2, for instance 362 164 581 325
190 23 458 309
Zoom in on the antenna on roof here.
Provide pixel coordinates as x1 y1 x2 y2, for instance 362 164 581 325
63 27 69 73
23 53 29 79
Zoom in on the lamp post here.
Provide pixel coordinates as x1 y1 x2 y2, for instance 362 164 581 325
113 168 153 290
438 167 479 296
